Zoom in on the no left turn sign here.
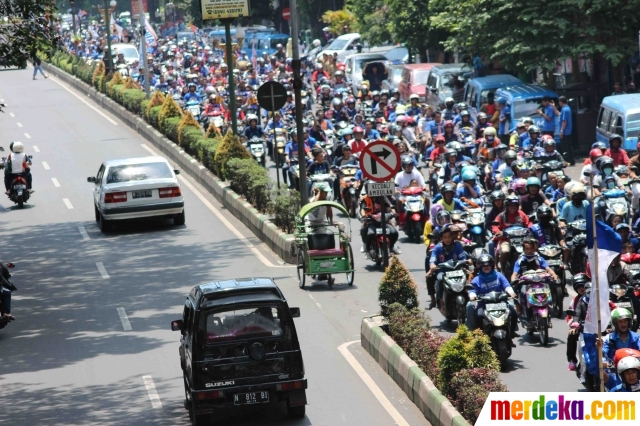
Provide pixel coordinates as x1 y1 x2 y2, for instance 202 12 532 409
359 140 401 183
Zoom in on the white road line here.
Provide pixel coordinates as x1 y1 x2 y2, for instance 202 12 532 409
33 146 40 152
63 198 73 209
16 123 23 128
142 376 163 409
139 143 291 268
42 161 50 170
78 226 90 241
51 178 60 187
8 113 14 117
49 76 118 126
96 262 110 279
24 133 31 139
116 307 132 331
308 293 322 309
338 341 410 426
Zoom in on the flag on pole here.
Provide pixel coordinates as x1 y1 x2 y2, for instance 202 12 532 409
111 13 123 41
145 20 157 47
585 205 622 334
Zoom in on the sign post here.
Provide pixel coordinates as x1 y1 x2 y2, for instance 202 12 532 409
360 140 401 267
257 81 288 189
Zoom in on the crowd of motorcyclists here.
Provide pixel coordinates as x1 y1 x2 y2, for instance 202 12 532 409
52 19 640 392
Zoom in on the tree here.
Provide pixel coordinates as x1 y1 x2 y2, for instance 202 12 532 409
386 0 430 63
378 256 419 317
347 0 392 47
0 0 59 66
321 8 358 37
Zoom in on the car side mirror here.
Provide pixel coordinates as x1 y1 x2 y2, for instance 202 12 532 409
87 177 96 183
174 169 180 175
171 319 184 331
290 307 301 318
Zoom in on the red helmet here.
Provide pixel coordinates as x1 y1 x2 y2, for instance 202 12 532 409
444 120 454 128
435 135 446 143
614 348 640 367
589 149 603 159
541 134 554 142
406 116 415 124
353 126 364 133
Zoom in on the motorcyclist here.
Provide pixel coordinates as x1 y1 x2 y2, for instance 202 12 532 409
511 238 559 283
606 356 640 392
306 147 334 195
456 170 483 206
284 129 310 188
492 195 531 272
332 145 358 201
454 110 476 135
442 149 460 182
593 308 640 380
345 97 358 119
476 112 491 136
566 273 589 371
605 134 630 167
522 125 542 151
509 121 527 150
559 183 588 227
242 114 264 139
348 126 368 157
183 83 202 103
616 223 640 252
519 177 553 216
437 182 467 212
359 192 400 257
465 253 518 346
443 120 460 143
426 224 470 308
443 97 456 121
591 156 627 197
494 148 517 183
406 94 421 116
534 136 567 163
334 70 348 90
331 98 350 123
4 141 33 194
586 254 634 287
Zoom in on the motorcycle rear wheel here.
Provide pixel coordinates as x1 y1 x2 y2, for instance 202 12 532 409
346 244 354 286
554 285 564 319
539 323 549 346
413 221 422 244
297 251 306 289
497 340 509 371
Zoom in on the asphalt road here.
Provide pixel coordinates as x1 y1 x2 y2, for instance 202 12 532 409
0 68 429 426
263 124 589 393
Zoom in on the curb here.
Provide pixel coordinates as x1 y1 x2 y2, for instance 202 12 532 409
43 63 296 264
361 317 471 426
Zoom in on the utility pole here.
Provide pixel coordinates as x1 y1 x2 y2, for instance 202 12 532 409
138 0 150 98
290 0 307 205
223 19 237 135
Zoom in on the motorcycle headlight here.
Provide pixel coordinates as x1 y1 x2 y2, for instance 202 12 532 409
540 247 560 257
493 318 505 327
450 282 464 292
612 285 626 297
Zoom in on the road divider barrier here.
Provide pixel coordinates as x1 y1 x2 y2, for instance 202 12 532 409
361 316 471 426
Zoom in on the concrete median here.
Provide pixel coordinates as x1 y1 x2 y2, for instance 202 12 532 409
361 316 471 426
43 63 296 264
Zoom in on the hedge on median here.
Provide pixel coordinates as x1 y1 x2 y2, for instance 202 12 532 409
47 50 302 233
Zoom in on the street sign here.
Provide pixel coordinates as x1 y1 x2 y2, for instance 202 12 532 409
366 181 394 197
257 81 288 112
282 7 291 20
359 140 401 183
201 0 250 20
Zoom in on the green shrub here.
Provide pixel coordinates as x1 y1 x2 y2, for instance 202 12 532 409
227 158 256 198
158 95 182 134
111 84 124 103
201 138 221 170
213 132 251 179
148 105 163 128
122 89 147 114
181 128 205 154
267 188 301 234
387 303 432 350
145 91 165 121
141 99 150 116
378 256 419 317
163 117 182 143
177 111 201 147
437 325 500 395
449 368 507 424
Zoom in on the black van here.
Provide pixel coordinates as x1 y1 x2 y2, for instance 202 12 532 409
171 278 307 425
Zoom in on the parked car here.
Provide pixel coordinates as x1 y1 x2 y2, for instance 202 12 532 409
463 74 525 122
344 53 388 93
384 46 409 65
171 278 306 425
398 63 441 103
111 43 140 65
424 63 472 109
382 64 405 92
317 33 361 63
88 156 185 232
596 94 640 151
495 84 560 136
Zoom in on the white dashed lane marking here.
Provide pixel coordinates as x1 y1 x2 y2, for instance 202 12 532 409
142 376 162 408
51 178 60 187
78 226 90 241
63 198 73 209
33 146 40 152
96 262 109 279
117 307 132 331
42 161 50 170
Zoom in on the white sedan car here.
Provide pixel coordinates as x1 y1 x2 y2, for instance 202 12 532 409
88 157 185 232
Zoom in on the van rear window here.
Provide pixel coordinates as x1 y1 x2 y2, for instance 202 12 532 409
627 113 640 137
205 307 282 343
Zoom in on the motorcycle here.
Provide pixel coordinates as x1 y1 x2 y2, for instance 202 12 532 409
477 291 513 371
365 212 394 267
565 220 588 275
0 262 16 330
185 100 201 122
609 283 638 331
289 161 300 191
400 187 426 243
309 173 334 201
323 129 336 161
338 165 360 218
271 128 287 165
0 150 32 209
247 137 266 167
597 188 629 225
436 260 470 325
499 225 532 278
538 244 567 318
516 269 553 346
464 207 487 247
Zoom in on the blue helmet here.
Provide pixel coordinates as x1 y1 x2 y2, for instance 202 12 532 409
461 170 477 181
526 177 541 187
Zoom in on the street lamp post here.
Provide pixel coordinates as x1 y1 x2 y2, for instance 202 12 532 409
70 1 77 36
223 21 244 135
102 0 117 73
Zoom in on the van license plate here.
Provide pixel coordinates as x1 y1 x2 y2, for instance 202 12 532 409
132 190 152 199
233 391 269 405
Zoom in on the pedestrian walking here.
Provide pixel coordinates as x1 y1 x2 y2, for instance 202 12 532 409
32 55 48 80
557 96 575 164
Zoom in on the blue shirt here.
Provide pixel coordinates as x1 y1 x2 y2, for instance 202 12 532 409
426 120 444 137
183 92 202 102
499 105 510 135
468 272 511 297
513 254 548 275
559 200 589 223
242 125 264 140
366 129 381 140
429 241 468 265
560 105 572 135
541 104 556 132
603 331 640 363
456 185 483 205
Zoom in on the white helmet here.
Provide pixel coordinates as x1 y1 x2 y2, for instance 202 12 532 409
246 114 258 123
569 182 586 197
12 141 24 153
313 39 321 47
617 356 640 375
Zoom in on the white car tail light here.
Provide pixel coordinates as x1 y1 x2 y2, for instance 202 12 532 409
104 191 127 203
159 187 182 198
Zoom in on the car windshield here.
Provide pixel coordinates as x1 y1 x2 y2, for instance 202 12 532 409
412 70 430 85
106 162 173 183
627 113 640 138
513 99 545 120
326 38 349 50
116 46 138 59
205 306 283 343
438 72 465 95
270 38 288 49
385 47 407 63
356 59 384 73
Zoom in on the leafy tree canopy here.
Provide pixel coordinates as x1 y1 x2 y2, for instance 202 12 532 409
0 0 58 64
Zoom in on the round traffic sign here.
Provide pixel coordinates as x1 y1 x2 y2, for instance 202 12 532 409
282 7 291 20
257 81 288 112
359 140 401 183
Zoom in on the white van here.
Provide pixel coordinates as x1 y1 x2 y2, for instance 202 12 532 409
112 43 140 65
317 33 361 64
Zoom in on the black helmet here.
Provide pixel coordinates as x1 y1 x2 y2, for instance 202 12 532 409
596 156 614 174
436 210 451 226
401 157 414 167
441 183 456 195
490 190 505 204
616 165 630 176
592 141 606 151
528 125 540 136
289 128 297 137
495 143 508 153
536 204 553 223
470 247 488 262
505 194 520 206
445 148 457 158
609 133 623 146
460 110 470 118
572 273 590 293
478 253 495 268
543 138 556 148
505 150 517 161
